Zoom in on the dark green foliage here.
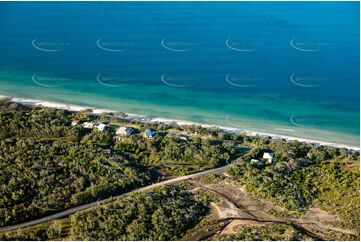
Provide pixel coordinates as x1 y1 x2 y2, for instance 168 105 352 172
0 219 70 241
70 186 209 240
114 135 235 175
81 129 114 146
0 100 152 227
1 98 358 241
0 100 235 228
0 137 152 227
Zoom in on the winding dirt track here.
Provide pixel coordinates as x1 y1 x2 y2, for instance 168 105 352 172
197 184 326 241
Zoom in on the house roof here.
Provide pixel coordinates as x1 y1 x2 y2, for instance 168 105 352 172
116 126 134 134
263 152 274 159
144 129 155 136
180 136 188 141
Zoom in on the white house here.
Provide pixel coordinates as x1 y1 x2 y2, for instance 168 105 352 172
82 122 94 129
95 123 107 132
144 129 155 139
116 126 135 136
179 135 188 141
262 152 274 164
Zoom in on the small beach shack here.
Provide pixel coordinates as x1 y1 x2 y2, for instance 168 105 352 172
71 120 80 126
82 122 94 129
179 135 188 141
262 152 274 164
144 129 155 139
116 126 135 136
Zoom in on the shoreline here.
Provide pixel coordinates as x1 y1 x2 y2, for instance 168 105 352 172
1 94 359 151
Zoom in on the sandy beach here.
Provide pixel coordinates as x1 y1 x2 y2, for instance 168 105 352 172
1 94 359 151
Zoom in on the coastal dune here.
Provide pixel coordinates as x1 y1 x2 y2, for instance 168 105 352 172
1 95 359 151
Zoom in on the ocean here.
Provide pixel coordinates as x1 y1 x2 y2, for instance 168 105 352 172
0 1 359 146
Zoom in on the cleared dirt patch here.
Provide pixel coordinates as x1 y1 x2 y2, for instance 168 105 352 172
211 202 241 219
191 178 357 240
219 220 274 236
302 207 338 223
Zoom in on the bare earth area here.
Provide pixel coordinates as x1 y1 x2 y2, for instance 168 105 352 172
185 175 358 240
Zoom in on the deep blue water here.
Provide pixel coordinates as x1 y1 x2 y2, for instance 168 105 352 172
0 1 359 145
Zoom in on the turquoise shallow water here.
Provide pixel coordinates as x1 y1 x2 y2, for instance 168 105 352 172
0 2 359 146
